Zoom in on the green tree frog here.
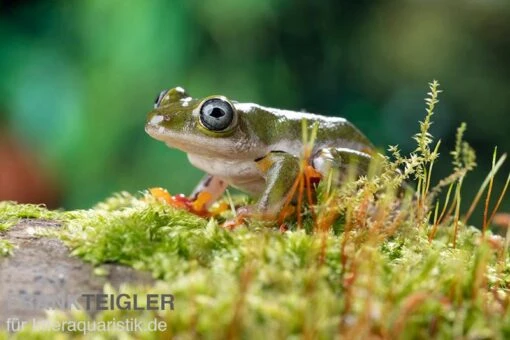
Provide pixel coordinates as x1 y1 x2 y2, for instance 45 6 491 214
145 87 375 219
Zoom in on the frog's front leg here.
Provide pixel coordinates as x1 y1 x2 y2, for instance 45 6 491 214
190 174 228 209
253 151 301 218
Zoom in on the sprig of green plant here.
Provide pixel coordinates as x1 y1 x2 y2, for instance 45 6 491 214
430 123 476 200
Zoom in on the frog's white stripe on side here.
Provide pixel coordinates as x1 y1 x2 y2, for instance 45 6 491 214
268 138 370 157
236 103 348 125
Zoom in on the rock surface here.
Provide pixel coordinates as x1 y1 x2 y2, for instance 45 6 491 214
0 220 153 326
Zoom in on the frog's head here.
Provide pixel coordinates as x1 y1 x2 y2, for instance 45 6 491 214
145 87 256 157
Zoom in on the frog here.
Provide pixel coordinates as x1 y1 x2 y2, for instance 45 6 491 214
145 87 375 219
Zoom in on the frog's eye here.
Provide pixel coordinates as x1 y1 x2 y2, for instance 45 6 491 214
199 98 235 132
154 89 169 108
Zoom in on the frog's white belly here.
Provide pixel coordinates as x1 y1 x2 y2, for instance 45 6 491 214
187 153 266 195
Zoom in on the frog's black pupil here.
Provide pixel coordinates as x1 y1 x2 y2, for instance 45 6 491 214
210 108 225 118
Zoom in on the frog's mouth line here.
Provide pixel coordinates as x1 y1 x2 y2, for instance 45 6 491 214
145 123 260 160
145 124 192 151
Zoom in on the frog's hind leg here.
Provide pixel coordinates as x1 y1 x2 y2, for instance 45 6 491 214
190 174 228 209
254 149 370 219
312 148 372 187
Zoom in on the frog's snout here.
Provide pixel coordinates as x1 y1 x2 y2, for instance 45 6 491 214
145 111 167 136
146 111 165 125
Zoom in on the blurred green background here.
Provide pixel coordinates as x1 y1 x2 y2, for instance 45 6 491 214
1 0 509 214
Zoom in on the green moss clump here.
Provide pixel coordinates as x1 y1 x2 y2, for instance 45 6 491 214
0 201 66 257
4 196 510 339
0 201 63 221
0 239 14 256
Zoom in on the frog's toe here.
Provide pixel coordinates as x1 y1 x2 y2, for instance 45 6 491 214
222 219 244 231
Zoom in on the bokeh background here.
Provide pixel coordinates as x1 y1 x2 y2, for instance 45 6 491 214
1 0 509 217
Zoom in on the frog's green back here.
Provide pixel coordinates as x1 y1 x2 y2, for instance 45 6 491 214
236 103 374 155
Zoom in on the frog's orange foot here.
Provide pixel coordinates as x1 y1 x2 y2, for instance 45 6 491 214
221 207 256 230
236 205 280 221
279 223 289 232
148 187 210 217
222 216 246 230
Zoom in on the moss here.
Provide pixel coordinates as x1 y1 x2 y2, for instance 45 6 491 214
1 190 507 338
0 201 67 257
0 201 63 221
0 239 14 257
